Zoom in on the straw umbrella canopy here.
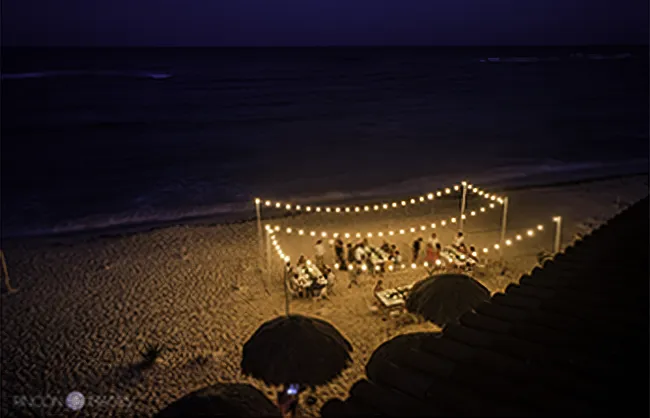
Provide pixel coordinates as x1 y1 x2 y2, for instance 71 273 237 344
405 274 490 326
241 314 353 387
155 383 281 417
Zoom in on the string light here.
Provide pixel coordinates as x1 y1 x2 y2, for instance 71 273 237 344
269 220 549 272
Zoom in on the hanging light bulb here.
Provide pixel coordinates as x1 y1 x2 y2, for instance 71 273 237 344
275 202 281 208
427 193 434 200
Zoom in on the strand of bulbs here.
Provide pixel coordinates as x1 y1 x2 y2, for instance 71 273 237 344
269 201 499 239
266 222 547 270
254 181 505 215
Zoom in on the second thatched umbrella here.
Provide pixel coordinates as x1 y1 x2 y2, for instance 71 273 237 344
241 314 353 387
405 273 490 326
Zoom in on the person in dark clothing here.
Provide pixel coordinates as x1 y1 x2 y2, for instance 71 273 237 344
277 384 302 418
346 243 355 265
334 239 346 269
412 237 424 262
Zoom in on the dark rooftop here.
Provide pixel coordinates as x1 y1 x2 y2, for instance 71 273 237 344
322 196 649 417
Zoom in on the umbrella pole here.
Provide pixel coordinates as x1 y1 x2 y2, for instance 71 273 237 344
255 199 263 270
499 197 509 258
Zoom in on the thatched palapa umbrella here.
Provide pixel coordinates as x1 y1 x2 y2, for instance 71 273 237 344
155 383 281 417
241 314 353 387
406 273 490 326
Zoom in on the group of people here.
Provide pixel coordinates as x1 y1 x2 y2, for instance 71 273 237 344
411 231 481 269
289 255 336 300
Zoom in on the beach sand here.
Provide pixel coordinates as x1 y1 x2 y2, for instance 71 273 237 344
1 175 647 417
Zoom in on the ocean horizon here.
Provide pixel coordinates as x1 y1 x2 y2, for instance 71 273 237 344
2 46 648 238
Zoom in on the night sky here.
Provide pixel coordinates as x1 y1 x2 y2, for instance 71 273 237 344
2 0 648 46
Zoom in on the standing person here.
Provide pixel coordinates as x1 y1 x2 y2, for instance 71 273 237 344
346 243 355 267
424 243 436 264
334 239 346 270
428 232 440 249
277 384 301 418
412 237 423 263
314 240 326 268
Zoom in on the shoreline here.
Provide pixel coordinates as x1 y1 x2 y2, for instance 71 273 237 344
2 171 647 246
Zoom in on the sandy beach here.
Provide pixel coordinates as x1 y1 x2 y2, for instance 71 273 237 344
1 175 647 417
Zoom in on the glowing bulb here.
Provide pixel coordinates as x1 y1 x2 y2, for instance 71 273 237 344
427 193 434 200
345 207 351 212
410 199 416 204
478 191 484 195
461 181 467 186
389 231 395 236
480 207 486 212
361 264 367 271
378 232 384 237
445 188 451 194
310 231 316 236
489 203 495 208
435 259 442 265
431 223 436 228
454 185 459 191
537 225 543 230
334 263 340 269
424 261 429 267
265 201 272 206
306 260 312 265
367 233 373 238
392 202 398 207
436 191 442 197
460 254 466 260
399 229 405 234
348 265 353 271
527 230 534 236
316 207 321 212
333 233 339 238
473 188 478 193
299 230 304 235
326 207 331 212
356 233 361 238
274 226 280 231
451 218 457 223
420 225 426 231
497 198 503 204
483 248 489 253
276 202 281 208
375 265 381 271
382 204 388 209
516 235 522 240
345 233 350 238
286 204 291 210
401 264 406 269
306 206 312 212
388 265 394 271
286 228 292 233
485 194 490 199
441 220 446 226
296 205 301 210
491 196 496 201
364 206 370 211
553 216 561 222
471 251 478 257
322 232 327 237
411 263 417 269
471 211 476 216
255 198 261 204
506 239 512 246
265 224 271 231
461 214 466 219
375 205 380 211
494 244 500 249
419 196 425 202
410 227 416 232
401 201 406 206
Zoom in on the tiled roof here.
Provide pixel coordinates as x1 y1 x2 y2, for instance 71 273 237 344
322 196 649 417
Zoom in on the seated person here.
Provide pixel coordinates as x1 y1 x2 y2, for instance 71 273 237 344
453 232 465 249
468 246 480 261
380 241 391 254
390 244 398 257
296 255 307 268
458 243 469 254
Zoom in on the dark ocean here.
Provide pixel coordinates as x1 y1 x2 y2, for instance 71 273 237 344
2 46 648 238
